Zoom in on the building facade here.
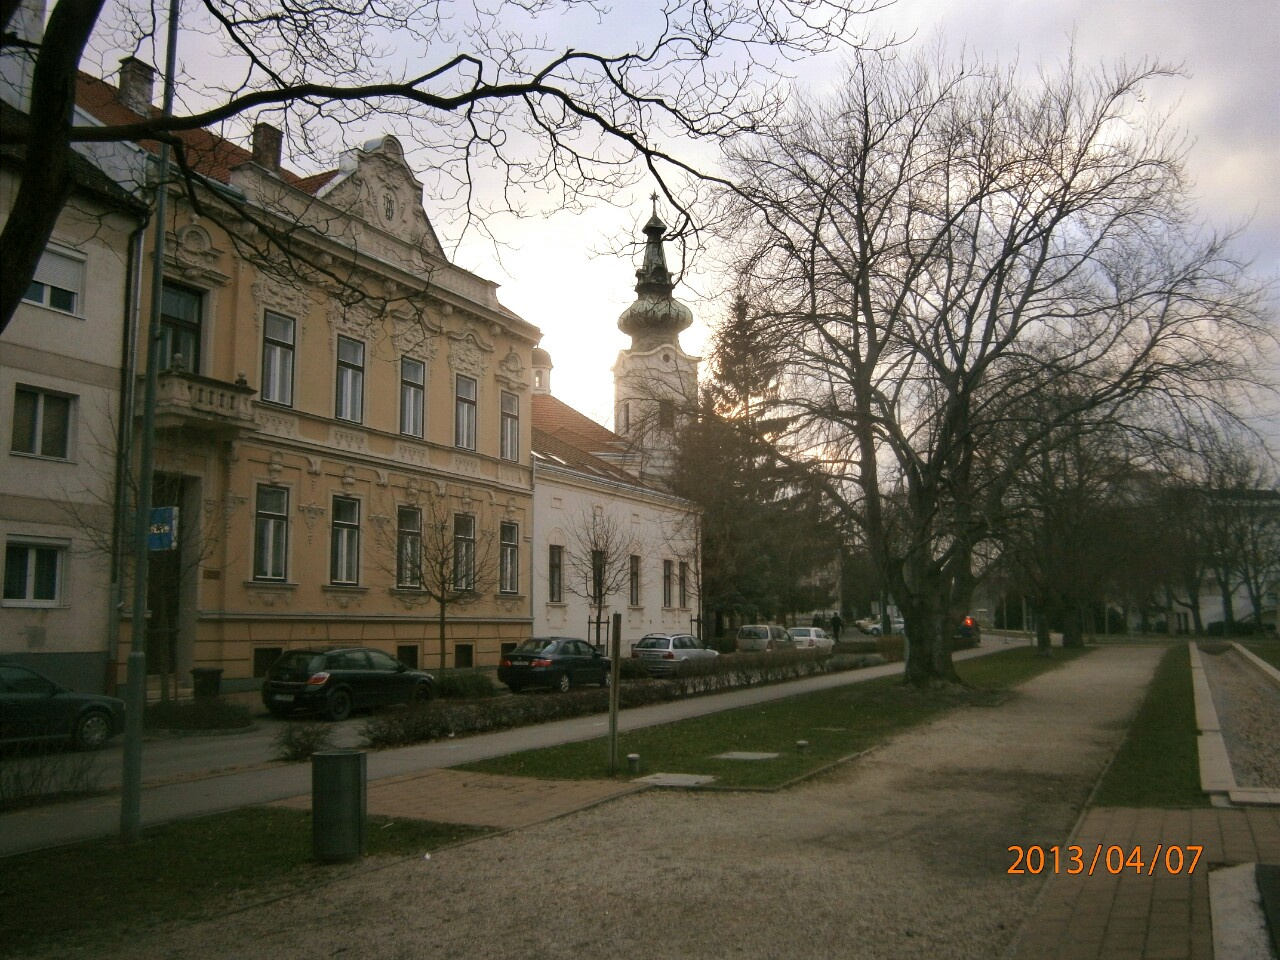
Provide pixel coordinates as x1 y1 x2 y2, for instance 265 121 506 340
531 350 700 651
72 64 539 690
0 102 148 691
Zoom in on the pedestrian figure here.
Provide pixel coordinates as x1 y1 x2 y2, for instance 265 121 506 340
831 613 843 641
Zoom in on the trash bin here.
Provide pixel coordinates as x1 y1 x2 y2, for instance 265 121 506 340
312 750 366 863
190 667 223 698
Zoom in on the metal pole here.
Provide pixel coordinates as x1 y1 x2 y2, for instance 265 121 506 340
608 612 621 775
121 0 180 843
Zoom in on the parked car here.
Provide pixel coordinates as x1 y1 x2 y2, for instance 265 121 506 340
261 647 435 721
735 624 796 653
498 637 611 693
854 616 879 634
788 627 835 653
954 615 982 644
866 616 905 636
0 663 126 750
631 633 719 675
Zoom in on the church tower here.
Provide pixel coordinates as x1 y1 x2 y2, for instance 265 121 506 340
613 197 700 486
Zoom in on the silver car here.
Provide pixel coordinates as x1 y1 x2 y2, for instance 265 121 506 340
631 633 719 675
788 627 834 653
734 624 796 653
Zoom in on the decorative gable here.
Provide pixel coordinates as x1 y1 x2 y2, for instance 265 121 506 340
317 136 445 259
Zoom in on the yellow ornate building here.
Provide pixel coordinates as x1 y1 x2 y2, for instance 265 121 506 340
76 64 539 690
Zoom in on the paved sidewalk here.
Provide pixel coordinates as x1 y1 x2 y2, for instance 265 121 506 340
1008 807 1280 960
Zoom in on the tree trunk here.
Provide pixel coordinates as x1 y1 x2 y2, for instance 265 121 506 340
1060 600 1085 648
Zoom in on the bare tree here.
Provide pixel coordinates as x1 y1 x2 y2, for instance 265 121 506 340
0 0 888 333
369 486 499 672
560 505 635 646
715 44 1274 685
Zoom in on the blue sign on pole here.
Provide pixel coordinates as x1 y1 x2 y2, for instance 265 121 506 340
148 506 179 551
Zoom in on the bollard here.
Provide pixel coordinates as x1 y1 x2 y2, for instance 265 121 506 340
312 750 366 863
627 753 641 774
796 740 809 752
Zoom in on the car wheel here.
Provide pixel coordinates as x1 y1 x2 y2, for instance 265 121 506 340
411 682 434 704
556 672 571 694
73 710 112 750
326 688 353 721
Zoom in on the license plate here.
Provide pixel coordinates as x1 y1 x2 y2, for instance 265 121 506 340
274 694 294 703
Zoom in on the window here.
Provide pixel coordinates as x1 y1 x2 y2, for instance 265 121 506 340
499 522 518 594
253 485 288 581
548 544 563 603
396 644 419 669
455 375 476 449
619 401 630 434
453 514 475 590
663 559 673 607
658 399 675 429
160 284 203 372
330 496 360 584
396 506 422 588
500 391 519 461
23 247 83 314
335 336 364 422
10 387 71 459
400 358 425 437
679 561 689 607
260 311 295 406
629 554 640 605
3 542 63 604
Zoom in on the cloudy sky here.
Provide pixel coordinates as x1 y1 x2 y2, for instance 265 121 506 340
453 0 1279 433
78 0 1279 433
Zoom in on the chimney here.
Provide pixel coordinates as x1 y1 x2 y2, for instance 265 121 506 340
117 56 154 115
252 122 283 173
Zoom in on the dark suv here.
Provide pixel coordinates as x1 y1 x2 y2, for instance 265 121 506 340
261 647 434 721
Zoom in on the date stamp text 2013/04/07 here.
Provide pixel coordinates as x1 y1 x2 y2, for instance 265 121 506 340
1007 844 1203 877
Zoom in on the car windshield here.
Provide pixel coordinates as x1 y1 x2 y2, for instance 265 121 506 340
739 627 768 639
512 639 559 654
636 637 671 650
276 652 326 672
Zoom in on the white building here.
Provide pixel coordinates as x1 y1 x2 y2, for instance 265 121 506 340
530 349 700 650
0 98 148 691
612 200 700 488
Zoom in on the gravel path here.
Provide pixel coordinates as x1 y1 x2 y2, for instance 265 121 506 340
1198 645 1280 788
30 647 1162 960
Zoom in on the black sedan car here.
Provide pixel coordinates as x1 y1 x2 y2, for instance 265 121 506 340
498 637 610 693
261 647 435 721
0 663 126 750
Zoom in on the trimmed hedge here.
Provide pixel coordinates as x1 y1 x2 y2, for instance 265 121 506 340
435 670 499 700
362 650 837 749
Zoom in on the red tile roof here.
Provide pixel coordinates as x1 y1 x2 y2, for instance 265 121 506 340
75 71 330 192
532 394 654 487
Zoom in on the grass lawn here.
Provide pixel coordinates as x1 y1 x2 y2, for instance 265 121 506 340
1091 643 1208 808
1243 638 1280 671
0 808 491 959
458 646 1092 788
